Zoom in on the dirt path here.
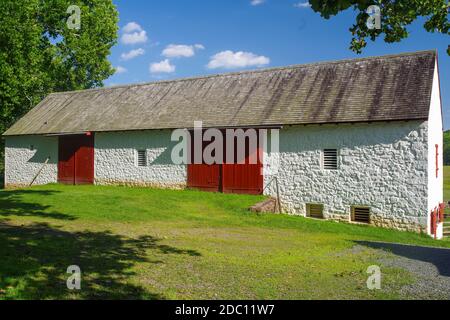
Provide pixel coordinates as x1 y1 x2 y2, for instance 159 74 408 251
355 241 450 300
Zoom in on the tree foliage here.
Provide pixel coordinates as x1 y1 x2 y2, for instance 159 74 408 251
0 0 118 177
309 0 450 55
444 130 450 165
0 0 118 134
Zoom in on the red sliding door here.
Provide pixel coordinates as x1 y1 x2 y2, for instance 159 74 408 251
58 134 94 185
222 132 263 195
187 133 221 192
187 129 263 195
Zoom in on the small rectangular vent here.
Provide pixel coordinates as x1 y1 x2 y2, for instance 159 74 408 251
307 204 324 219
137 150 147 167
352 206 370 224
323 149 338 170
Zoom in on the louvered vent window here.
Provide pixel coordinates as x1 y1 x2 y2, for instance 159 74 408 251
306 204 324 219
352 206 370 224
137 150 147 167
323 149 338 170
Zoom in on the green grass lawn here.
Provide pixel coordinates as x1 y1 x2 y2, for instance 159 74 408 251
1 183 449 300
444 166 450 217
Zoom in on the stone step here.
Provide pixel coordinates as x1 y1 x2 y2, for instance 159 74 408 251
250 198 278 213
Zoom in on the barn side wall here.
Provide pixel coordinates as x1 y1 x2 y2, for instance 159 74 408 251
3 122 431 234
4 135 58 188
94 130 187 188
263 121 429 233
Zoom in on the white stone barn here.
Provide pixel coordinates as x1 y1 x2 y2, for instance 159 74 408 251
3 51 445 238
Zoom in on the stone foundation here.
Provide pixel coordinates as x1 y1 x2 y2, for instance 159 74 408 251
95 179 186 190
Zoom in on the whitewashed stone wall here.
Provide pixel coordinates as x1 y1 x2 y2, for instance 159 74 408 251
263 121 429 233
4 121 437 236
4 136 58 187
94 130 187 188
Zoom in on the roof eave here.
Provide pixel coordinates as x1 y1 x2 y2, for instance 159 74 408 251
1 118 430 137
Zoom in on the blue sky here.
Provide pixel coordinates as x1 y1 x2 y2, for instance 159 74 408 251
106 0 449 129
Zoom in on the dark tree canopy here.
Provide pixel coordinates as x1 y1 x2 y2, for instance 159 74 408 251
0 0 118 135
0 0 118 175
309 0 450 55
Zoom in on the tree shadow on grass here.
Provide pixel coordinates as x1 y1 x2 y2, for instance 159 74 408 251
0 189 76 220
0 221 201 299
355 241 450 277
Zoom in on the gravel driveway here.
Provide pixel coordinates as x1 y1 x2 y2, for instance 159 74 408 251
356 241 450 300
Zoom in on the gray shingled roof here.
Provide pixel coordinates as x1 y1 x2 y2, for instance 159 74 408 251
3 50 436 136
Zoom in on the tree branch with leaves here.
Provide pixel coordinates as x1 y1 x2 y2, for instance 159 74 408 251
309 0 450 55
0 0 118 176
0 0 118 135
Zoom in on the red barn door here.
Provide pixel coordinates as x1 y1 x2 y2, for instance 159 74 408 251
187 129 263 195
58 136 77 184
58 134 94 185
187 164 221 192
222 130 263 195
187 132 221 192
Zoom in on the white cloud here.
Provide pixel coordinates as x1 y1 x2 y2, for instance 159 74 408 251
294 1 311 8
207 51 270 69
122 22 143 33
115 66 127 74
121 48 145 61
150 59 176 73
121 22 148 45
121 30 148 45
251 0 265 5
162 44 205 58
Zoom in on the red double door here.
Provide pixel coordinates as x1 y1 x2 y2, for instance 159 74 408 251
58 135 94 185
187 130 263 195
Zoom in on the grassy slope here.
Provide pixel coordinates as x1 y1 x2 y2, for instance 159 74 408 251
445 166 450 201
444 166 450 216
1 184 449 300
